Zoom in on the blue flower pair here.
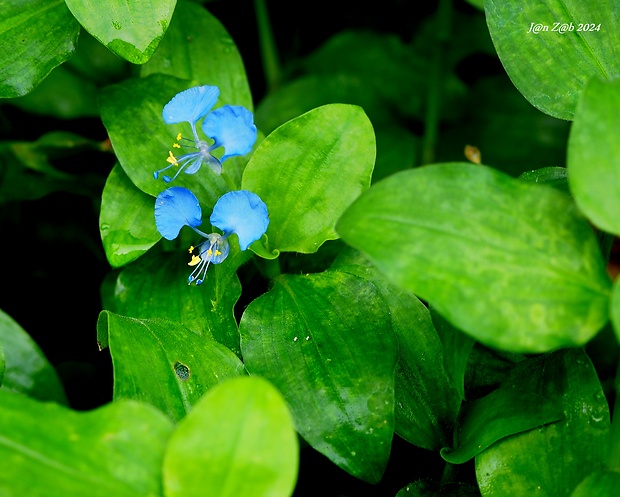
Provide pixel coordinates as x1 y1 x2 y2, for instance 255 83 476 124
155 187 269 285
154 85 257 182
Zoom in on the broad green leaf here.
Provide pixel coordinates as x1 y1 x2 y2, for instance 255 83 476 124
64 0 176 64
570 470 620 497
0 0 79 98
97 312 245 422
100 164 160 268
240 271 397 483
163 376 298 497
242 104 375 254
475 348 610 496
7 65 98 118
141 0 252 110
568 77 620 236
337 163 611 353
397 480 482 496
332 249 460 451
0 390 173 497
431 308 475 403
440 360 564 464
485 0 620 120
0 309 67 404
103 249 244 356
99 74 233 207
519 166 569 194
66 30 129 85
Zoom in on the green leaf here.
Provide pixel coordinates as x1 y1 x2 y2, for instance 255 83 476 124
64 0 176 64
331 249 460 451
0 390 173 497
519 166 569 194
103 249 244 356
100 164 160 268
440 359 565 464
337 163 611 353
242 104 375 254
6 65 98 119
0 0 79 98
475 348 610 496
431 308 475 403
570 470 620 497
0 309 67 404
99 74 229 206
568 77 620 236
485 0 620 120
97 312 245 422
239 271 397 483
141 0 252 110
163 376 298 497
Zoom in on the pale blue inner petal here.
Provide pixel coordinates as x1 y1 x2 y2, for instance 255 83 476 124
210 190 269 250
155 187 203 240
162 85 220 124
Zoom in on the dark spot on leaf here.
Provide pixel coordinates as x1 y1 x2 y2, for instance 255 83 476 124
174 361 190 381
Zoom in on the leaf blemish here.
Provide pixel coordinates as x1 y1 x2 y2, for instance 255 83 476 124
174 361 190 381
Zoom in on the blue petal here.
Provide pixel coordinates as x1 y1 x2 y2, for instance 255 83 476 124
162 86 220 124
210 190 269 250
201 105 257 162
155 187 203 240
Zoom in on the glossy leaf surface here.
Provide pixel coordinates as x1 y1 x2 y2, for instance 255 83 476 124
0 390 173 497
0 309 66 404
337 163 611 353
100 164 160 268
568 77 620 236
141 1 252 110
475 348 610 496
242 104 375 254
332 249 460 451
97 312 245 422
163 376 298 497
0 0 79 97
102 249 244 356
240 271 396 483
485 0 620 119
64 0 176 64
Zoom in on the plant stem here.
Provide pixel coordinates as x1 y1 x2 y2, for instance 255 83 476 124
254 0 281 93
262 257 281 279
421 0 452 165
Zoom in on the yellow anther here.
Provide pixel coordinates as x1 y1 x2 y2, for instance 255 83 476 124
173 143 181 149
215 250 222 256
188 246 195 253
206 249 213 257
167 151 178 165
176 133 182 141
188 255 201 266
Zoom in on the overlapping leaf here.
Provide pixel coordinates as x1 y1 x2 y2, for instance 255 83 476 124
337 163 611 353
0 390 173 497
0 0 79 97
568 77 620 236
242 104 375 254
97 312 245 422
163 377 298 497
240 271 396 483
64 0 176 64
475 349 610 496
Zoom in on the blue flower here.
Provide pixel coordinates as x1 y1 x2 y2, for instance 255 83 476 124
154 187 269 285
154 85 257 183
